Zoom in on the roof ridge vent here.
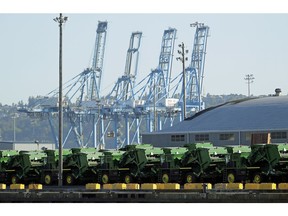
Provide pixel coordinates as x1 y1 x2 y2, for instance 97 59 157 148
274 88 281 96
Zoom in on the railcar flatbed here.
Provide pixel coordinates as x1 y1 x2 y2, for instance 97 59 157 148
0 186 288 203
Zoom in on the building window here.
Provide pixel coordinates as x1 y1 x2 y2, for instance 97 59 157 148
245 133 251 141
219 133 235 141
271 132 287 139
171 134 185 142
195 134 209 142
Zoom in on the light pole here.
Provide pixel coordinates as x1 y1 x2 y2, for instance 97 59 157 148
54 13 68 187
176 42 189 120
12 113 19 142
244 74 255 97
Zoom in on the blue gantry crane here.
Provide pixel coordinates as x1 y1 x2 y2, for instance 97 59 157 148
180 22 209 116
65 21 108 148
18 21 210 150
106 32 142 102
133 28 178 133
103 31 143 148
19 21 108 148
172 22 209 119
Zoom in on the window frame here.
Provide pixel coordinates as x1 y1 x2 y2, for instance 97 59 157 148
219 133 235 141
195 134 210 142
171 134 185 142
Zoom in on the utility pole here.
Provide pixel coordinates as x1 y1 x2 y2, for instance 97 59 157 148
153 76 157 131
54 13 68 187
176 42 189 119
244 74 255 97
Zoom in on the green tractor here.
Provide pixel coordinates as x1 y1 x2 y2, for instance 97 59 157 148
224 143 284 183
180 143 228 184
97 144 164 184
62 148 102 185
274 143 288 182
117 144 167 183
244 143 288 183
156 147 187 183
0 150 19 183
3 150 58 185
247 144 281 183
97 149 125 184
224 145 251 183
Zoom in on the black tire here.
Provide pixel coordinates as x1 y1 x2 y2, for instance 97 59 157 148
227 172 236 183
101 173 109 184
252 173 262 183
185 172 197 183
123 174 133 184
11 175 19 184
65 173 75 185
162 173 169 183
43 173 53 185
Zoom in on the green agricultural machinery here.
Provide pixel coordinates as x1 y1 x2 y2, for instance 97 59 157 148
0 150 19 182
224 143 288 183
1 142 288 185
156 146 187 183
96 144 164 184
224 145 251 183
177 143 228 184
62 148 102 185
0 150 58 185
146 142 229 184
246 144 280 183
97 149 125 184
117 145 152 183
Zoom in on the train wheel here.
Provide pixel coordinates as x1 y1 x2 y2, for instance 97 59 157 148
162 173 169 183
186 173 196 183
252 173 262 183
102 174 109 184
227 172 235 183
44 173 52 185
124 174 132 184
65 174 75 185
11 175 18 184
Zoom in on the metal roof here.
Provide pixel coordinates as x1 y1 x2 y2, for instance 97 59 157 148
157 96 288 133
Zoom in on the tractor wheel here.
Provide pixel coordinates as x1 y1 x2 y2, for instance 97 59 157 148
65 174 75 185
185 173 196 183
11 175 19 184
252 173 262 183
227 172 236 183
101 174 109 184
44 173 53 185
124 174 132 184
162 173 169 183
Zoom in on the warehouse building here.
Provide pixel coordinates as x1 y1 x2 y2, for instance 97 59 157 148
142 95 288 147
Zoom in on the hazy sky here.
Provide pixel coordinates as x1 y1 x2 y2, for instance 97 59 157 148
1 1 288 105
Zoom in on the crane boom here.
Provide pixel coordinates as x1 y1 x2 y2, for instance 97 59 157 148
88 21 108 101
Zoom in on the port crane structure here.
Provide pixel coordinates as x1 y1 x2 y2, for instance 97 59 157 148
136 28 178 133
105 28 178 148
19 21 209 149
172 22 210 117
19 21 108 148
102 31 143 148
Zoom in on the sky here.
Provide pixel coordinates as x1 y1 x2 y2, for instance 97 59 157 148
1 1 288 106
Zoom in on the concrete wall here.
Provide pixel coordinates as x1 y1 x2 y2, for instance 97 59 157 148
0 142 55 150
